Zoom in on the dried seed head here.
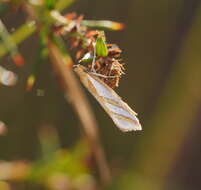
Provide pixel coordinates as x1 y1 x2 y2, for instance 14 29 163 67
53 13 125 88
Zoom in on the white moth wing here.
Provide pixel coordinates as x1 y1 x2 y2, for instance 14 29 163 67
74 65 142 132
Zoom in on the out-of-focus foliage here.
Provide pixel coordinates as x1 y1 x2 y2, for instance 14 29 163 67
0 127 95 190
27 142 93 189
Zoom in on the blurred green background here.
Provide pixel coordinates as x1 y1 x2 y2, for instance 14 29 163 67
0 0 201 189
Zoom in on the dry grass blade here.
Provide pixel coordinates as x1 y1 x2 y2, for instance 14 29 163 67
47 40 111 183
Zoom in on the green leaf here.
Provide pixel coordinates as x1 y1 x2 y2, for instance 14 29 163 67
0 19 18 56
45 0 56 10
95 36 108 57
82 20 125 31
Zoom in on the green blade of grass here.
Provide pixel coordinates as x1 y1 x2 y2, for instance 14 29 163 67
81 20 125 31
0 21 36 58
0 19 18 56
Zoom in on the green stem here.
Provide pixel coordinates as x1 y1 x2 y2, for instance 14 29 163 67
0 21 36 58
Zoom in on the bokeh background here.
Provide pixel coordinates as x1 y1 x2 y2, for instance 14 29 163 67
0 0 201 189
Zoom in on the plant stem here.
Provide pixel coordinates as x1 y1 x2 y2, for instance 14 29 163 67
0 21 36 58
48 40 111 184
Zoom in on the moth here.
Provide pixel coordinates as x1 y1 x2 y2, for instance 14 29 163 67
74 65 142 132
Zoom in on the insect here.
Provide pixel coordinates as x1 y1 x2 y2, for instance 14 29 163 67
74 65 142 132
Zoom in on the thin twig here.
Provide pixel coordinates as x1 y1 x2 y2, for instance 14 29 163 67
48 40 111 183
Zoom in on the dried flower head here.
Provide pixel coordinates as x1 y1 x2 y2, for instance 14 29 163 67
53 13 125 88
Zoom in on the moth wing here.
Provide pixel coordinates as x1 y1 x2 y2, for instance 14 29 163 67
74 65 142 132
